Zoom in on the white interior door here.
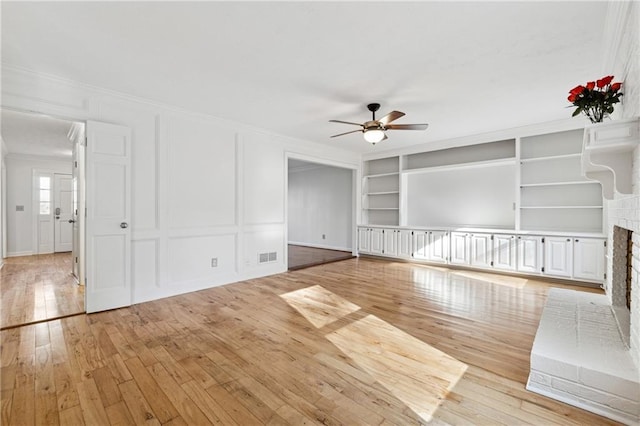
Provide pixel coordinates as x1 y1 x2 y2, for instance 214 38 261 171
85 121 132 313
54 173 73 252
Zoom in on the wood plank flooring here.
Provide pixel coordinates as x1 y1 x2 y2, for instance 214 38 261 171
0 257 620 425
288 245 354 271
1 253 84 330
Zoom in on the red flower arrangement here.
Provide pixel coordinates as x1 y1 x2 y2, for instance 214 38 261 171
568 75 623 123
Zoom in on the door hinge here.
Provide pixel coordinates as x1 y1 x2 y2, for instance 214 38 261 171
491 235 494 241
75 257 78 263
541 237 545 243
604 273 607 279
604 240 607 247
74 161 78 168
85 136 88 145
490 261 494 266
541 267 545 273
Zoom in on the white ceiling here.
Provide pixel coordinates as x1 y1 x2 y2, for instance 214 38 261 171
1 109 75 158
1 2 607 154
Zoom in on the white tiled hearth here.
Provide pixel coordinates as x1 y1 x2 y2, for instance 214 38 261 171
527 288 639 424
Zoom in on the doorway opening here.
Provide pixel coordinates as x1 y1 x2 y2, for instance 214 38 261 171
286 156 357 271
0 108 86 329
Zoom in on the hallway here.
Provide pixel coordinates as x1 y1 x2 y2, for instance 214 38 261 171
288 245 354 271
0 253 84 330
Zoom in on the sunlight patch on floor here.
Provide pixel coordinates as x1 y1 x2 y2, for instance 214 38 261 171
281 285 468 423
326 314 467 423
280 285 361 328
451 270 528 289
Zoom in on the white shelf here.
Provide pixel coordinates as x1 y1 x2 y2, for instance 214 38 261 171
520 181 597 188
364 172 399 179
521 206 603 209
367 191 400 196
366 208 399 211
520 153 581 163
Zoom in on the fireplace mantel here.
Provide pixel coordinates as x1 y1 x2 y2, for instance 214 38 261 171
581 117 640 199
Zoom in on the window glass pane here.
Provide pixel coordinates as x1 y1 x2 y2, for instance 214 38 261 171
39 177 50 189
40 190 50 202
40 203 50 215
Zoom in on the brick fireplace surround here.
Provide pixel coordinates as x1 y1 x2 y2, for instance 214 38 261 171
527 131 640 424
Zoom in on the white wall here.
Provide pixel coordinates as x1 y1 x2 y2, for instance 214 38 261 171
288 163 353 251
602 1 640 369
0 137 5 265
0 66 360 304
5 155 71 256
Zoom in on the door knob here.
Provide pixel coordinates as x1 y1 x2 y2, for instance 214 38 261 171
120 222 129 229
68 219 76 223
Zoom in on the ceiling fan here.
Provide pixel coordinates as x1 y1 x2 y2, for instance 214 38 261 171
329 103 429 144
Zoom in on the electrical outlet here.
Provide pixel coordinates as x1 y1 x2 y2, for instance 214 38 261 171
322 234 326 239
211 258 218 267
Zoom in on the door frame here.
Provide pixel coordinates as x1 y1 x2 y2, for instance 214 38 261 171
284 152 360 269
0 106 131 313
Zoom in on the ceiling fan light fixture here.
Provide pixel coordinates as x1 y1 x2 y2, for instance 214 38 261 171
364 128 385 144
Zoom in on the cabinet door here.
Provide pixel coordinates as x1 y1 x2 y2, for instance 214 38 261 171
544 237 573 277
358 228 371 253
370 228 384 254
398 230 413 259
517 236 543 273
413 232 429 260
429 231 449 263
450 232 469 265
470 233 492 268
493 234 516 271
383 229 398 257
573 238 605 281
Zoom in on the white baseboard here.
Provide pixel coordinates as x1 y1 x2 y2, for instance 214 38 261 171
288 241 352 252
6 251 33 258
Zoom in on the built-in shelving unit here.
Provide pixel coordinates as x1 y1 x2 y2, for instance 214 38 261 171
361 127 606 235
362 156 400 225
519 129 603 233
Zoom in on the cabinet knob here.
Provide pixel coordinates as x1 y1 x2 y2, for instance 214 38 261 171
575 239 579 242
566 238 571 242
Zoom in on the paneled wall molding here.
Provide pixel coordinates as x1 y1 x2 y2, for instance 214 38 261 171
1 65 357 309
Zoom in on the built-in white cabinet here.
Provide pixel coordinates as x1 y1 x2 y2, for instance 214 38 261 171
398 230 413 259
358 226 605 285
517 236 544 274
358 228 371 253
413 231 429 260
414 231 448 263
383 229 399 257
493 234 517 271
573 238 606 281
429 231 449 263
470 233 492 268
358 227 384 255
544 237 573 278
450 232 470 265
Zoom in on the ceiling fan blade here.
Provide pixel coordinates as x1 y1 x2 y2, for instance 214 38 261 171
330 129 363 138
329 119 364 127
386 123 429 131
378 111 405 126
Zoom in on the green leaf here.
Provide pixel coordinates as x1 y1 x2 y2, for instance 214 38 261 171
572 107 583 117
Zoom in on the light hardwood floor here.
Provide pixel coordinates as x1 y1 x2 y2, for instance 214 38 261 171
1 253 84 330
0 258 619 425
288 245 354 270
